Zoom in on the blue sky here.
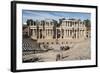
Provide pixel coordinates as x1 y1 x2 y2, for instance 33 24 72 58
22 10 91 24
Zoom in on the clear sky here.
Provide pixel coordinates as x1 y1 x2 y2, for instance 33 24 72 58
22 10 91 24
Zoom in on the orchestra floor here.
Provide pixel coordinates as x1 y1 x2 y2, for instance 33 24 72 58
22 37 91 63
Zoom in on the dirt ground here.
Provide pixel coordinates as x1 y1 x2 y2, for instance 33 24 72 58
23 38 91 62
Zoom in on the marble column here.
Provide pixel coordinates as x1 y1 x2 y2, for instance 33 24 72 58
38 29 40 39
32 29 34 36
42 29 43 39
28 27 30 36
66 30 67 37
68 30 69 37
69 30 70 37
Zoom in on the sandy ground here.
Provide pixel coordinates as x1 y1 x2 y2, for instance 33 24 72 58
23 38 91 62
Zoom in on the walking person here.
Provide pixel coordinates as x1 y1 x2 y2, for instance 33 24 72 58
56 54 61 61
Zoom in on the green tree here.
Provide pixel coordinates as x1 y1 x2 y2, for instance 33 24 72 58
53 20 57 38
26 19 33 37
42 20 45 31
58 18 66 27
84 19 91 30
26 19 33 26
36 20 39 39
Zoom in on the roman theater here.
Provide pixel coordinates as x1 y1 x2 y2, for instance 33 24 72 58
22 18 91 62
27 19 90 46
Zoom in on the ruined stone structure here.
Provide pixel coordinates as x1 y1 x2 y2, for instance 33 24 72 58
26 19 90 45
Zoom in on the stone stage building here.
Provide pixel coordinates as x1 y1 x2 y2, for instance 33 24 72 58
25 19 90 45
